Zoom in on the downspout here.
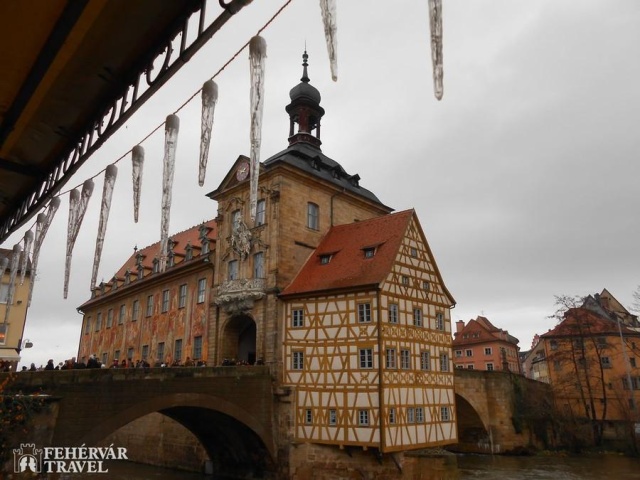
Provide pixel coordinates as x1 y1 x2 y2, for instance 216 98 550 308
376 287 385 454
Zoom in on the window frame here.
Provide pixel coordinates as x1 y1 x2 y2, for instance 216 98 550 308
413 308 423 327
132 299 140 321
435 312 444 330
292 309 304 328
253 252 265 279
228 260 238 281
420 351 430 371
145 295 154 317
358 303 372 323
106 309 113 328
385 348 397 369
307 202 319 230
400 349 411 370
197 278 207 303
329 409 337 426
388 303 398 324
255 199 266 226
193 336 203 360
178 284 187 309
174 339 183 362
359 348 374 369
118 304 125 325
440 353 450 372
358 409 369 426
161 289 170 313
292 351 304 370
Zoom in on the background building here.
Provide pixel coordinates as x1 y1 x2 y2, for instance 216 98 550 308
0 248 31 371
452 316 521 373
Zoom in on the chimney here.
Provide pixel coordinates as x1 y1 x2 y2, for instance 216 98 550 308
456 320 465 333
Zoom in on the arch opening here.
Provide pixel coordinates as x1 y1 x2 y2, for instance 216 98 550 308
452 393 492 453
221 315 257 365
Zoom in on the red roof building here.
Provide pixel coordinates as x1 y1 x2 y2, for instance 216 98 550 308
452 316 521 373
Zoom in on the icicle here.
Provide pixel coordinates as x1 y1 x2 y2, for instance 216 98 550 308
19 230 34 285
0 256 8 282
159 114 180 272
319 0 338 81
249 36 267 222
428 0 444 100
4 244 22 323
28 197 60 306
131 145 144 223
199 80 219 187
90 165 118 290
64 180 94 299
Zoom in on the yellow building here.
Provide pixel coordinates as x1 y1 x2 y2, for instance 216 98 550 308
0 248 32 371
540 291 640 441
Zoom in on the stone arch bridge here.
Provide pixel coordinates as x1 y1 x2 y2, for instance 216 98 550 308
2 367 552 476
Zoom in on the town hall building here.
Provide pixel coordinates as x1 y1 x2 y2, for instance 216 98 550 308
77 53 457 473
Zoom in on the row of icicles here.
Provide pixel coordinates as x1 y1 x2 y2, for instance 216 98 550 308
0 0 444 319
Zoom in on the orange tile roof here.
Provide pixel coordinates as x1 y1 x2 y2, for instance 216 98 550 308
113 219 217 278
280 210 414 297
542 307 640 337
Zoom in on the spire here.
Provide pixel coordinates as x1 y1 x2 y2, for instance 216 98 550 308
286 51 325 148
301 50 310 83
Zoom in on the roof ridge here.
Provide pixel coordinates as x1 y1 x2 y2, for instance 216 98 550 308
133 218 216 254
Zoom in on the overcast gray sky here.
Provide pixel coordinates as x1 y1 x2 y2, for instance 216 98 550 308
4 0 639 367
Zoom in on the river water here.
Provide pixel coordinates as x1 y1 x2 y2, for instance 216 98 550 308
60 454 639 479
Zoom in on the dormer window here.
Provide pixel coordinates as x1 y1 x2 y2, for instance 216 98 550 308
167 251 175 268
137 265 144 279
201 239 210 255
124 269 131 285
363 247 375 259
185 243 193 260
320 254 332 265
152 257 159 273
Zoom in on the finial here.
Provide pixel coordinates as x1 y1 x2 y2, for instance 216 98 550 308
301 50 310 83
133 245 138 252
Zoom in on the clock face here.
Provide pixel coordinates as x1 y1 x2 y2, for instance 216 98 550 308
236 161 249 181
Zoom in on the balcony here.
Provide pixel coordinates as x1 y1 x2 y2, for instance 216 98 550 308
215 278 266 315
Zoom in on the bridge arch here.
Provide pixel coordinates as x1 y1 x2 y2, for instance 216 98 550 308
79 392 275 474
454 393 491 452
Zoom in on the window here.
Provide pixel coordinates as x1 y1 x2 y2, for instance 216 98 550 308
484 347 492 355
416 407 424 423
401 276 409 285
132 300 140 321
179 284 187 308
292 351 304 370
467 365 474 370
440 406 451 422
141 345 149 361
401 349 411 370
95 312 102 331
456 365 465 369
601 357 612 368
465 349 473 357
358 303 371 323
228 260 238 281
407 407 415 423
435 312 444 330
106 309 113 328
253 252 264 278
420 351 430 370
550 340 558 351
386 348 397 369
84 317 91 334
193 336 203 360
455 350 462 357
0 324 6 345
389 408 396 424
118 305 125 325
256 199 266 226
307 202 319 230
157 342 165 363
358 410 369 426
162 289 170 312
102 353 108 365
440 353 449 372
413 308 422 327
631 357 637 368
197 278 207 303
423 281 430 291
0 283 9 303
232 209 241 232
329 409 337 426
363 247 375 258
127 347 134 361
410 247 418 257
292 309 304 328
114 350 120 361
320 254 332 264
359 348 373 369
388 303 398 323
146 295 154 317
175 339 183 362
486 363 494 371
305 409 313 425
